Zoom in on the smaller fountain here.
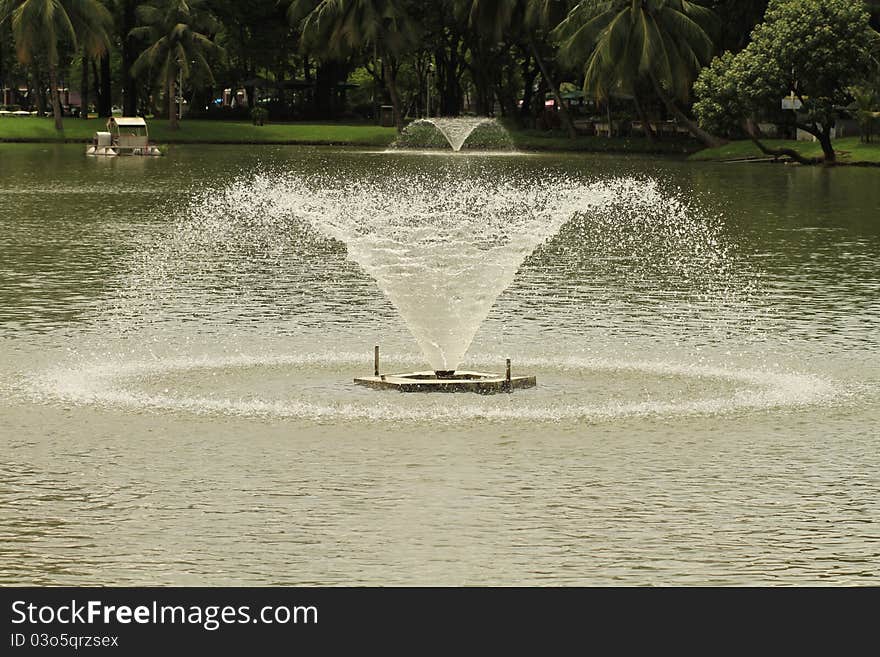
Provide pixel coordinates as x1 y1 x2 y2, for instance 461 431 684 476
395 117 514 151
354 346 536 394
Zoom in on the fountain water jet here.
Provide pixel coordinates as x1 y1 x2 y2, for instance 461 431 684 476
168 171 742 397
253 172 597 377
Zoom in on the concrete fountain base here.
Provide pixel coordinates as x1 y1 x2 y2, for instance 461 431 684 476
354 370 536 394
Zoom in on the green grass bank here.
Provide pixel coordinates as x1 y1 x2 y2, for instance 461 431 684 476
689 137 880 165
1 116 696 154
7 117 877 164
0 117 397 146
509 129 697 155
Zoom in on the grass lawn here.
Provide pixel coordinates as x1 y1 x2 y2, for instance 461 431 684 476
0 117 397 146
14 116 877 163
1 116 703 154
690 137 880 165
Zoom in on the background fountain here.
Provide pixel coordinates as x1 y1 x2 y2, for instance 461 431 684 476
394 117 515 151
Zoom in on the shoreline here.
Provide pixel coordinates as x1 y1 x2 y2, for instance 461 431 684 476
0 134 697 157
2 120 878 164
689 136 880 167
4 139 877 164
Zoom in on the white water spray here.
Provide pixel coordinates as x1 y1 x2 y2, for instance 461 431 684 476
402 117 508 151
181 173 718 373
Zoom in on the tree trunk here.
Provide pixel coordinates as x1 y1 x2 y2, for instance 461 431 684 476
121 0 138 116
0 23 6 105
168 73 178 130
744 119 822 165
469 44 494 116
603 97 614 137
650 73 724 148
633 93 656 142
529 40 576 139
816 125 836 163
48 64 63 131
444 47 462 116
496 75 517 118
33 68 46 115
98 54 111 117
519 54 539 128
315 62 340 119
434 36 464 117
385 58 403 132
747 135 820 165
80 52 90 120
91 60 101 111
791 120 836 163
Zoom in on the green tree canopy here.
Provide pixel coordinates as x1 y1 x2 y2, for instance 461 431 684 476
464 0 577 136
0 0 112 129
553 0 724 147
130 0 223 130
694 0 880 163
289 0 417 131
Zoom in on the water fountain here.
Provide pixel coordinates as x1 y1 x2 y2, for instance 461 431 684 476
247 171 597 393
395 117 514 151
20 153 838 421
149 167 743 397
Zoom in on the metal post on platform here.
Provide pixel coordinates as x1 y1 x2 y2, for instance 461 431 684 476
505 358 512 393
374 345 380 377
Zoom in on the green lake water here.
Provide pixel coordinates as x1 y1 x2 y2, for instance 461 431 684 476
0 143 877 585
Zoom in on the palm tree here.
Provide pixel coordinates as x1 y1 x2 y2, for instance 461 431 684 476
0 0 112 130
289 0 416 132
130 0 222 130
108 0 140 117
554 0 724 147
465 0 578 138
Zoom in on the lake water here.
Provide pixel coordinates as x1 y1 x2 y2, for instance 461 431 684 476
0 144 878 585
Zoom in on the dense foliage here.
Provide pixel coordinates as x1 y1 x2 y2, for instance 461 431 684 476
1 0 879 151
554 0 723 145
694 0 880 161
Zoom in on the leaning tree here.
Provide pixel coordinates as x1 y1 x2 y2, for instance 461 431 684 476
693 0 880 164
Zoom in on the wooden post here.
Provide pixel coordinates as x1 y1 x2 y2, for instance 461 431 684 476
505 358 512 393
374 345 380 377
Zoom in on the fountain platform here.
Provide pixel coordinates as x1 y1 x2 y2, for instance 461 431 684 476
354 370 536 394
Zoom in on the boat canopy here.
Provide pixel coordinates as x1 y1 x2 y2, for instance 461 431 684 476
108 117 147 128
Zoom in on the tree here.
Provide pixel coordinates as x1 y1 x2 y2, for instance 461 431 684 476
870 0 880 30
420 1 468 117
212 0 298 116
0 10 14 106
130 0 222 130
554 0 724 147
693 0 880 164
108 0 141 116
466 0 578 137
290 0 417 131
0 0 112 130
